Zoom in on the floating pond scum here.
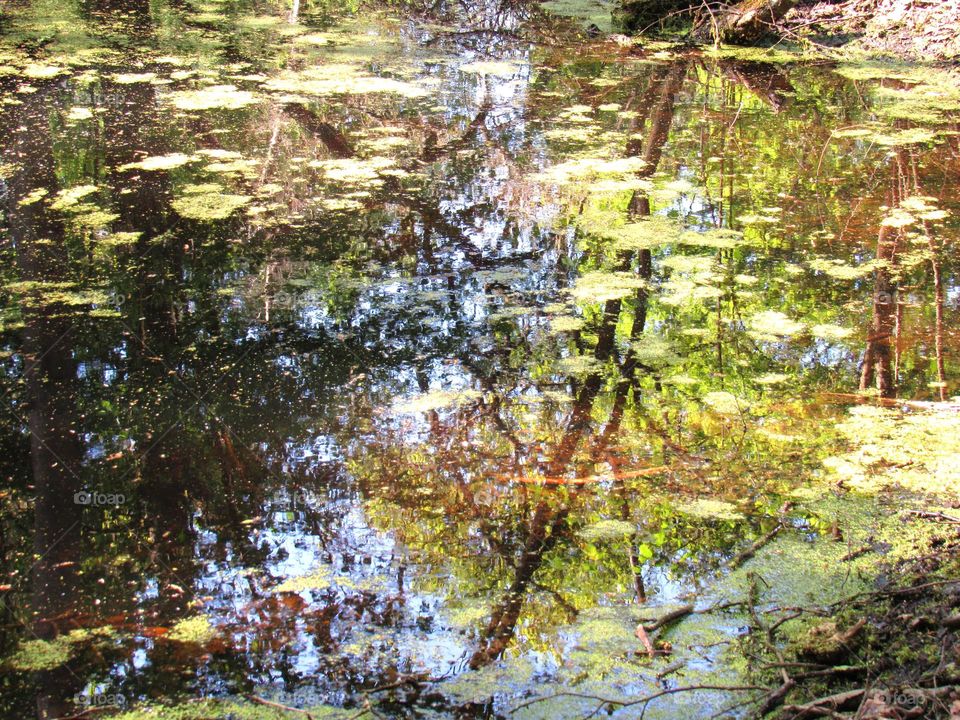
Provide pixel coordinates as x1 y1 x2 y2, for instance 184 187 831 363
0 0 958 718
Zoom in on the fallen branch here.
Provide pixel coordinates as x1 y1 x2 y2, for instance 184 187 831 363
727 524 782 570
781 688 865 718
635 622 657 658
840 544 873 562
508 683 769 715
244 695 315 719
754 678 796 717
640 603 695 632
905 509 960 524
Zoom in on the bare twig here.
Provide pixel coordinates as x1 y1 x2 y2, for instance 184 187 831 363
244 694 315 719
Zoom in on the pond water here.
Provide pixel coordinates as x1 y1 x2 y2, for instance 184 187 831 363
0 0 958 718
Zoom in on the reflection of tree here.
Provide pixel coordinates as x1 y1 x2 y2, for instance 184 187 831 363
468 64 688 670
3 89 85 719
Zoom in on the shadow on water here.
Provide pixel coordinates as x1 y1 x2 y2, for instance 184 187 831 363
0 0 957 716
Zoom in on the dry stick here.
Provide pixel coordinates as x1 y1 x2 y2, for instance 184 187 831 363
727 524 783 570
840 544 873 562
244 694 315 719
635 622 657 658
781 688 866 719
508 684 769 715
905 509 960 524
640 604 695 633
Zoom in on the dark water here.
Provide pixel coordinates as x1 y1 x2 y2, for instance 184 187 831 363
0 0 957 717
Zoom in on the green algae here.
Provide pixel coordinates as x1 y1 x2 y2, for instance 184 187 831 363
579 519 635 541
459 60 523 77
4 626 116 671
570 270 646 303
167 615 216 644
110 698 346 720
173 185 251 220
747 310 806 340
680 498 745 521
549 314 584 334
18 188 49 206
272 566 333 593
5 637 76 671
541 0 614 32
265 66 429 99
119 153 196 172
169 84 259 110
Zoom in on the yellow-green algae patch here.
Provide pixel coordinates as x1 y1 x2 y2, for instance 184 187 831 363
110 698 347 719
167 615 216 644
169 84 259 111
272 566 333 593
4 626 116 671
825 404 960 497
172 184 251 220
119 153 196 172
265 65 429 99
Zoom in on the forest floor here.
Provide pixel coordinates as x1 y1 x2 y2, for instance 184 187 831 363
783 0 960 61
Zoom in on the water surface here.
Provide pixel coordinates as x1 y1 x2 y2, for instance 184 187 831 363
0 1 958 717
